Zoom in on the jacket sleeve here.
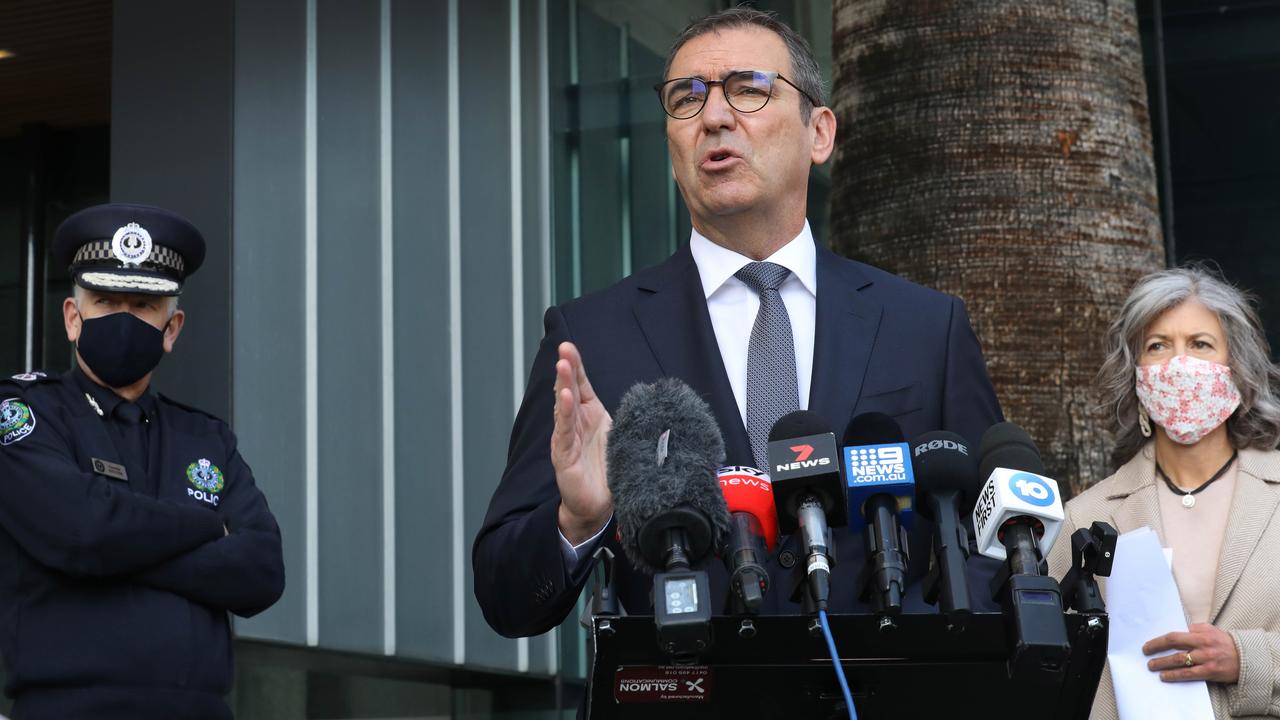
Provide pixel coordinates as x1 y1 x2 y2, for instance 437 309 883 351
1227 628 1280 716
941 296 1004 449
472 306 600 638
132 434 285 617
0 389 225 577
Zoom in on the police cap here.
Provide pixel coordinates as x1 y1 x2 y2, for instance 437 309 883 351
52 202 206 296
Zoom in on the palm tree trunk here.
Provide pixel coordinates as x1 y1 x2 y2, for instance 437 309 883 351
829 0 1165 494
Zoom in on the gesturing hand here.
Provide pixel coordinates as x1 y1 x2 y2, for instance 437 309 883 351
1144 623 1241 684
551 342 613 544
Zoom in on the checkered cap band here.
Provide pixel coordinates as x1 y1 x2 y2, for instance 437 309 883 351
71 240 186 274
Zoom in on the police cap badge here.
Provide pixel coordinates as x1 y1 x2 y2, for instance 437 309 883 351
52 203 206 296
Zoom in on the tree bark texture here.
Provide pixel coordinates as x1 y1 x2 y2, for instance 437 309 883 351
829 0 1165 495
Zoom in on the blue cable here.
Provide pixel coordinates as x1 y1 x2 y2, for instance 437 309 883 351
818 609 857 719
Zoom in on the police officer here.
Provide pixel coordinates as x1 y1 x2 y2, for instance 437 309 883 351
0 203 285 719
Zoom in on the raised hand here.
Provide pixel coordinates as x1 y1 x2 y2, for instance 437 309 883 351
550 342 613 544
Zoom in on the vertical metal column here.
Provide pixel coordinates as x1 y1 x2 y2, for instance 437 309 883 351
19 124 48 372
1152 0 1176 265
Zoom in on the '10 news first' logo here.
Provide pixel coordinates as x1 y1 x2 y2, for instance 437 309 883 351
1009 472 1056 507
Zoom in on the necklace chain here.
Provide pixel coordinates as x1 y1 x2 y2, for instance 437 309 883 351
1156 450 1238 507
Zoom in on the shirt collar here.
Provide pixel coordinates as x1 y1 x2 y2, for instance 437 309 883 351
72 364 156 419
688 222 817 299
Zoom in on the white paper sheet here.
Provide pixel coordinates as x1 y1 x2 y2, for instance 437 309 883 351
1105 527 1214 720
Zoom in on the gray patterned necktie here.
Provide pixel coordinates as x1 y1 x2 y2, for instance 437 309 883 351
735 262 800 470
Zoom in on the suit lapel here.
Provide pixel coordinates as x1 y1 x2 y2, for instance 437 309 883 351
1210 450 1280 622
808 246 881 434
632 246 753 467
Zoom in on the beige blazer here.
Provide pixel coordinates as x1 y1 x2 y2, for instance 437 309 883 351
1047 445 1280 719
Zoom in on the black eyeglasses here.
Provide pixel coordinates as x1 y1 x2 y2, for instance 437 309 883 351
653 70 821 119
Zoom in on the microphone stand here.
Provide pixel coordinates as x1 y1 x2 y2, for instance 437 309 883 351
1060 521 1116 614
990 520 1070 682
652 527 713 660
922 489 973 632
857 494 909 628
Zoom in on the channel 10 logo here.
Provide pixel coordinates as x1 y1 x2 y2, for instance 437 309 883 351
1009 472 1055 507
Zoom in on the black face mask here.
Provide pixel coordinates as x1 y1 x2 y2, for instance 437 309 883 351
76 312 168 388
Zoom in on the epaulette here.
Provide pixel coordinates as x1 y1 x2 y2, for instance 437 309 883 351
156 392 228 425
2 370 60 391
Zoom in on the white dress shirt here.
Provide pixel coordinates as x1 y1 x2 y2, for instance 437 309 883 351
688 223 816 422
559 223 819 565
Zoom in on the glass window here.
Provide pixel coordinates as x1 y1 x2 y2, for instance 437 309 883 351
1139 0 1280 356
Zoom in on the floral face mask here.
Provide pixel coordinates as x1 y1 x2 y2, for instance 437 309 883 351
1135 354 1241 445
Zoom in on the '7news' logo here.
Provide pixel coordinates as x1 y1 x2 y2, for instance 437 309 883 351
775 444 831 472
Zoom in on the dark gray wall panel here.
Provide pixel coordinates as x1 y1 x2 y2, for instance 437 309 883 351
459 0 518 673
574 8 624 295
548 0 576 304
230 0 310 644
627 38 676 274
315 0 384 653
390 0 456 663
110 0 233 421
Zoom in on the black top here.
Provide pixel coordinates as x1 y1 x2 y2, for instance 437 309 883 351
0 369 285 720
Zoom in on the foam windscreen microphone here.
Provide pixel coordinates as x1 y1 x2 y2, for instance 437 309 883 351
842 412 914 616
606 378 731 575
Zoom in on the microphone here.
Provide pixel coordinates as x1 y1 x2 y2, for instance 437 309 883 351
910 431 979 630
606 377 731 656
842 412 913 618
717 466 779 614
972 423 1065 569
767 411 847 612
972 421 1070 678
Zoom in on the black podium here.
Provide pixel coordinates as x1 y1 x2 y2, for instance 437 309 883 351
585 612 1107 719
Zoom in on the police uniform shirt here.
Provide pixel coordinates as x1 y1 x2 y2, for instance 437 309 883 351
0 369 285 720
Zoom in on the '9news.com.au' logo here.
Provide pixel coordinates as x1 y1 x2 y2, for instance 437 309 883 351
1009 472 1055 507
845 444 910 483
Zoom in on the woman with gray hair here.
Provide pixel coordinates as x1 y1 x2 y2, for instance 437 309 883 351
1048 265 1280 719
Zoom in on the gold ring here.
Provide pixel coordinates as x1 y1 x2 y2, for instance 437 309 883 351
1184 652 1195 667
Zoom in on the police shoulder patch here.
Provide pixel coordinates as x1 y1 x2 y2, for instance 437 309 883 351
0 397 37 446
187 458 226 493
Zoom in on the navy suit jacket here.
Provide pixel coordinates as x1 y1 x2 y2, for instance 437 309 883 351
473 242 1003 638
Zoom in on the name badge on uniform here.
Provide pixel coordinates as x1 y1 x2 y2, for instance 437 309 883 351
91 457 129 482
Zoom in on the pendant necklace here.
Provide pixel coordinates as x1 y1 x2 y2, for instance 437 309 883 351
1156 450 1237 509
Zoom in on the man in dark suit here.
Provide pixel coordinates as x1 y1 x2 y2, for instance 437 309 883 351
473 8 1002 639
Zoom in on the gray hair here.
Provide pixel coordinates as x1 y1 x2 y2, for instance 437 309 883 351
1098 266 1280 467
661 6 825 123
73 285 180 316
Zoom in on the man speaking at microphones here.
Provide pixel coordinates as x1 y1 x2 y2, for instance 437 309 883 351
473 7 1002 642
